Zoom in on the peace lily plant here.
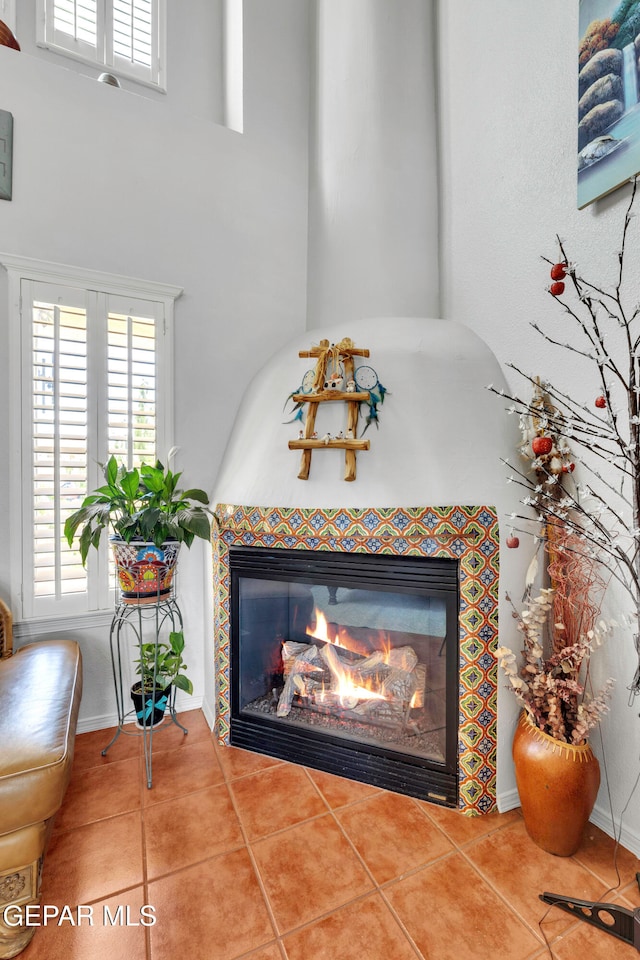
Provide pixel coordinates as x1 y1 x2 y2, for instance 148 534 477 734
64 454 212 563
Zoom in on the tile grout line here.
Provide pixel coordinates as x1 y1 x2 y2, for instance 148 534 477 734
272 887 425 955
231 941 288 960
218 758 390 952
455 842 549 947
455 829 635 953
301 767 426 959
222 766 287 946
419 801 638 954
139 752 153 960
228 763 422 953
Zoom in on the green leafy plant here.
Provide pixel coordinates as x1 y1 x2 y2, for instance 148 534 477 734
64 455 211 565
134 630 193 695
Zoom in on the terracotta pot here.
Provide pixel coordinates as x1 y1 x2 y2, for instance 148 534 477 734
512 711 600 857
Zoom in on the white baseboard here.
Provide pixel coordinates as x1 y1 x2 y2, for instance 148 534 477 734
201 697 216 733
496 786 520 813
76 712 118 735
590 801 640 858
76 695 204 735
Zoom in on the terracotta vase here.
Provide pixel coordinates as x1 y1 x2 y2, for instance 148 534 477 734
512 711 600 857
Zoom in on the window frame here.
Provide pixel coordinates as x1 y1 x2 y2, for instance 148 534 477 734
2 253 182 623
36 0 167 92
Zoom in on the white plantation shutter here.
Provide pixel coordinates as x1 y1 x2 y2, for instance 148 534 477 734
107 302 159 466
38 0 164 88
111 0 154 71
53 0 98 46
10 268 178 621
104 297 162 589
31 292 90 604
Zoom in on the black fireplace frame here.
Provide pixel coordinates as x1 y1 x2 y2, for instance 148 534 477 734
228 545 460 807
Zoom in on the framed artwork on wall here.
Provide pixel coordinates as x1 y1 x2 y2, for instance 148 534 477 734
579 1 640 208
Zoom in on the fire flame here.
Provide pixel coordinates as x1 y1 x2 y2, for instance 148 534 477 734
306 607 387 708
306 608 332 644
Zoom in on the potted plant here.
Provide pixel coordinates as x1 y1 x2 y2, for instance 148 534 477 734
131 629 193 727
64 454 211 603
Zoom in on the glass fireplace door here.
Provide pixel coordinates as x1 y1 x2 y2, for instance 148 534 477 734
229 547 460 806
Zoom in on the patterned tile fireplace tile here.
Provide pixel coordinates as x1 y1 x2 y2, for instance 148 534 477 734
212 503 499 815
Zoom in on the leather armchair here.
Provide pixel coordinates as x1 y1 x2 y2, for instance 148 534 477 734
0 600 82 957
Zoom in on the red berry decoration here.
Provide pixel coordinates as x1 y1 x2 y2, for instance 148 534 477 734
561 462 576 473
550 281 565 296
550 263 566 281
595 396 606 409
532 435 553 455
506 534 520 549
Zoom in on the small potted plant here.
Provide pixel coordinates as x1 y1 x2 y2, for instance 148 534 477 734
64 454 211 603
131 630 193 727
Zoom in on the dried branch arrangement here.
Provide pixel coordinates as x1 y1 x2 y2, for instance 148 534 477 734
490 177 640 700
497 531 614 745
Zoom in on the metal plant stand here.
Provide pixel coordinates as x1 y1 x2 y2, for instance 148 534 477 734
102 596 188 787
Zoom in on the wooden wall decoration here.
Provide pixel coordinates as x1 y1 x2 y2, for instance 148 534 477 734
286 338 381 481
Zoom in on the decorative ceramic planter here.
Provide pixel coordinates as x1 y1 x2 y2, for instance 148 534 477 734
111 538 181 604
130 682 169 727
512 711 600 856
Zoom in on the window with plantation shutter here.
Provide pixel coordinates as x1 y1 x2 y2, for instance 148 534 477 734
3 257 180 621
37 0 165 89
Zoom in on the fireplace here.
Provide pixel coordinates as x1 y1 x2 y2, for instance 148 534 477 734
213 502 500 815
210 316 516 815
229 546 459 805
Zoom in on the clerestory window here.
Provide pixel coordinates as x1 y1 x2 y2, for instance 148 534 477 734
36 0 166 90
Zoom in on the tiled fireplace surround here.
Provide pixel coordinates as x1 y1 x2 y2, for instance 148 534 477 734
213 502 499 816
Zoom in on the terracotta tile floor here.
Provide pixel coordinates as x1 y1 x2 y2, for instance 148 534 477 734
19 709 640 960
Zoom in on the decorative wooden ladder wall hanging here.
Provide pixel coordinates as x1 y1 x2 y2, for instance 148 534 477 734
288 339 371 481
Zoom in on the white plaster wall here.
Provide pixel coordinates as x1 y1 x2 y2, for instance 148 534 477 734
0 0 311 730
307 0 440 329
213 315 518 509
438 0 640 853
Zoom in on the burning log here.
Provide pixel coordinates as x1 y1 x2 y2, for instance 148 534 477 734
277 644 323 717
276 636 425 729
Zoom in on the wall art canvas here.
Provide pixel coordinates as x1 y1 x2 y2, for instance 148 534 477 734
579 1 640 207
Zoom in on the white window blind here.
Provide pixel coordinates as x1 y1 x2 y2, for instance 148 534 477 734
4 260 180 621
53 0 98 47
31 294 89 603
107 307 157 465
38 0 164 89
112 0 153 72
